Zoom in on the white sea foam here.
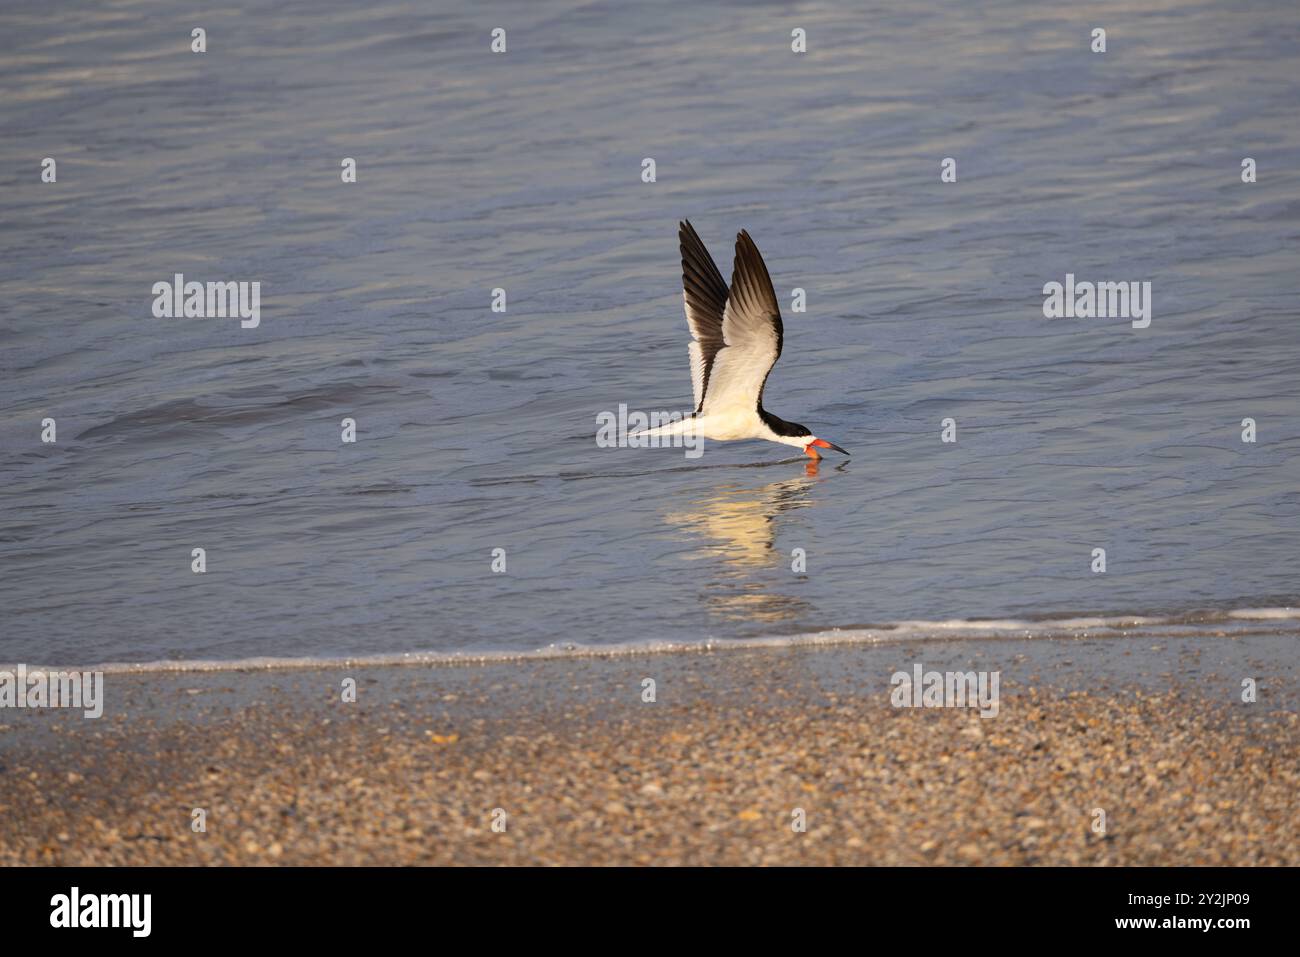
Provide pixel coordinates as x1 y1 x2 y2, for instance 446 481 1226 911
1226 607 1300 620
6 607 1296 676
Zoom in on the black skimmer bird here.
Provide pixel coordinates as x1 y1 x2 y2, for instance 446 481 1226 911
639 221 850 461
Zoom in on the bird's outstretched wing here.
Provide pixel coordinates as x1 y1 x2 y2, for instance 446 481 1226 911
698 230 784 418
679 219 728 413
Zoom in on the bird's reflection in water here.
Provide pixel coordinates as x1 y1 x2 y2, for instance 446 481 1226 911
665 464 824 623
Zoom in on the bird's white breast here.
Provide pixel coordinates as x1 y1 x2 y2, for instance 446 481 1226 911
694 409 767 441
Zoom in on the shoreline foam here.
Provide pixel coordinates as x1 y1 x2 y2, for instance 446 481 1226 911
6 606 1297 675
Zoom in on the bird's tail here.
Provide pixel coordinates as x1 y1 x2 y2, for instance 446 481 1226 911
632 417 700 439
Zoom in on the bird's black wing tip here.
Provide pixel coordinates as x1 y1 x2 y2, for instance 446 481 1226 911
736 229 761 260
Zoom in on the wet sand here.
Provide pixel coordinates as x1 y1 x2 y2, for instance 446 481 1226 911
1 635 1296 865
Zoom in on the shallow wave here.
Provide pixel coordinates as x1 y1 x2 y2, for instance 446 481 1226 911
7 607 1297 675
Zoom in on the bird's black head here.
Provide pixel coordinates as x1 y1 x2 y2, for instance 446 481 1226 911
760 409 850 458
760 409 812 439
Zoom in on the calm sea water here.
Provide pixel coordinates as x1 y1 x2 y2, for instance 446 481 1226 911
2 1 1299 668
